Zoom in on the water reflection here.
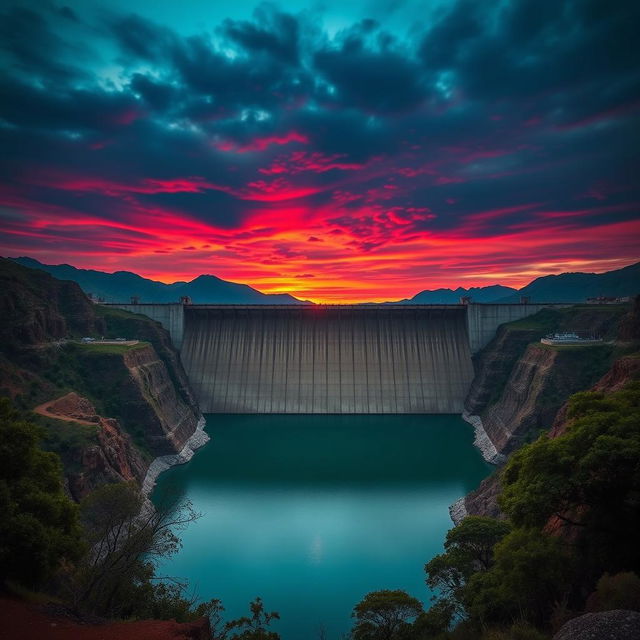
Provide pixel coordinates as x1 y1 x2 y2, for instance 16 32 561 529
153 414 489 640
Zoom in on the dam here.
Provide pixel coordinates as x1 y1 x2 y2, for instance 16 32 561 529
106 302 565 414
182 305 472 413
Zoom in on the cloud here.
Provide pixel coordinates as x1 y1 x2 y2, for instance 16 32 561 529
222 6 301 64
0 0 638 301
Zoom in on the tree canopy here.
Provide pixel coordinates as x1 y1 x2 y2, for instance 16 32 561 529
352 589 423 640
0 398 82 587
500 381 640 578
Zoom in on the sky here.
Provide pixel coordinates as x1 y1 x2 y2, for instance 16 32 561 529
0 0 639 302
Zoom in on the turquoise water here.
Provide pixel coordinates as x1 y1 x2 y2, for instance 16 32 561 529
152 414 490 639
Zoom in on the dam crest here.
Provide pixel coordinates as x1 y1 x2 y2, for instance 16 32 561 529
106 303 567 414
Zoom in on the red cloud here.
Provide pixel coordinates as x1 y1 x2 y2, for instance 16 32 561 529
259 152 369 175
215 131 308 153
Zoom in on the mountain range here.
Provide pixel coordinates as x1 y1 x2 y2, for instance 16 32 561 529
13 257 306 305
11 257 640 305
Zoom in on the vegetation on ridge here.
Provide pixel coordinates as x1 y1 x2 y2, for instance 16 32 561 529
350 381 640 639
0 397 281 637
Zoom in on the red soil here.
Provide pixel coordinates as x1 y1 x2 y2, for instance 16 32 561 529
0 597 211 640
33 392 100 426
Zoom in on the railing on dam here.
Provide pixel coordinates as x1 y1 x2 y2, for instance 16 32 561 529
181 306 474 414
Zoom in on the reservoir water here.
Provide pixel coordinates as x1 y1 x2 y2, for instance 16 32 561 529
153 414 490 639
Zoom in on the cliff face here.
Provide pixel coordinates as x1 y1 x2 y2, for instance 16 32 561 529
466 306 626 457
94 304 198 417
0 257 100 348
35 392 147 500
456 303 637 523
479 343 617 456
0 258 203 499
465 324 543 415
459 351 640 523
122 345 200 453
34 342 202 459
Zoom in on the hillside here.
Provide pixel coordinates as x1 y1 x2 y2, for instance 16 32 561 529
465 304 632 457
12 256 305 305
457 299 640 523
0 257 203 497
400 284 517 304
497 261 640 302
13 256 639 306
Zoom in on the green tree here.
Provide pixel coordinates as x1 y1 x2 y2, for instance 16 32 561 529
227 597 280 640
499 383 640 578
411 598 455 639
425 516 511 612
464 528 574 627
352 590 423 640
69 481 202 618
0 398 81 587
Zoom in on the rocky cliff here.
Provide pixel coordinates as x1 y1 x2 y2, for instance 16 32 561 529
478 343 617 456
35 392 147 500
454 302 638 523
465 305 627 459
457 349 640 524
122 344 200 454
0 258 204 499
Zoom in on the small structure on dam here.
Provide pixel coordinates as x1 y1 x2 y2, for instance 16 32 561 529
105 301 568 414
182 305 473 414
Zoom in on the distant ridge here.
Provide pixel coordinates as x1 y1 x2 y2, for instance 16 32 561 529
398 284 517 304
10 257 640 305
397 263 640 304
12 257 306 305
495 262 640 303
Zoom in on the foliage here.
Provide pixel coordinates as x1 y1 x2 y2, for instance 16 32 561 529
425 517 511 613
464 528 573 626
224 597 281 640
0 398 82 587
66 481 202 619
351 590 423 640
499 382 640 578
585 572 640 612
411 598 455 638
418 381 640 635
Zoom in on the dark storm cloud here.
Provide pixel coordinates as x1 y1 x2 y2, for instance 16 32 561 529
110 12 178 63
0 4 88 81
313 20 428 114
0 76 140 133
0 0 638 261
222 6 301 64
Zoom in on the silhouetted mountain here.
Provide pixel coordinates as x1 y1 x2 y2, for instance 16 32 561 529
496 262 640 302
400 285 517 304
11 257 639 305
12 257 305 304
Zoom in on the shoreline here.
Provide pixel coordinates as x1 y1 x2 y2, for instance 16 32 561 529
141 415 210 497
462 412 506 465
449 412 505 524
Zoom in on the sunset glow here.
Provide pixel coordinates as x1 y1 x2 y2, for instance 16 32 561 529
1 1 639 302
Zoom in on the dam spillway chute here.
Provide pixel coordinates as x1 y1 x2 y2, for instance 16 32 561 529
180 305 474 414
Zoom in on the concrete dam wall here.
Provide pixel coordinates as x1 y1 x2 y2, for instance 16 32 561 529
180 306 474 414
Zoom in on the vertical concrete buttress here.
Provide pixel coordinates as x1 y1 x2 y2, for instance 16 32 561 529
180 306 474 414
